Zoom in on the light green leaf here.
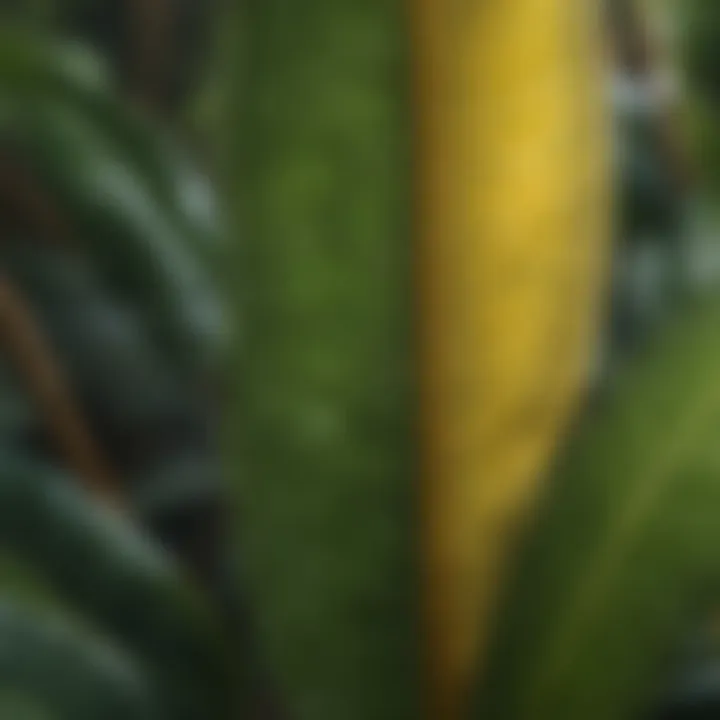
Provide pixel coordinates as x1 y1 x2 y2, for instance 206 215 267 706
473 294 720 720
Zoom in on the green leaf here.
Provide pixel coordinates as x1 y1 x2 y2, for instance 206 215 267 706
11 97 228 374
0 28 108 99
73 102 225 261
472 294 720 720
133 453 222 519
0 453 232 720
0 357 35 443
227 2 417 719
0 29 224 262
0 31 228 373
0 690 56 720
0 552 60 613
2 240 198 443
0 600 157 720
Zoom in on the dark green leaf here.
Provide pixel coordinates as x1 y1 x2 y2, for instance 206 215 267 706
2 241 197 444
0 453 232 720
0 600 157 720
0 358 35 443
12 98 227 374
227 2 417 719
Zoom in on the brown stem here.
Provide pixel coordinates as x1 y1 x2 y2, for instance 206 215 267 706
0 272 124 505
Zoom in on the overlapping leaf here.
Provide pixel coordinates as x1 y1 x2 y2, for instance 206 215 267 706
0 453 232 720
472 294 720 720
0 601 157 720
0 23 235 720
0 30 228 374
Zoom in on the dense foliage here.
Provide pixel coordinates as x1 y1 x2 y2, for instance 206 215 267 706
0 29 243 720
2 2 720 720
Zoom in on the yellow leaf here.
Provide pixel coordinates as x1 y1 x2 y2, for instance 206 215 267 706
410 1 612 716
